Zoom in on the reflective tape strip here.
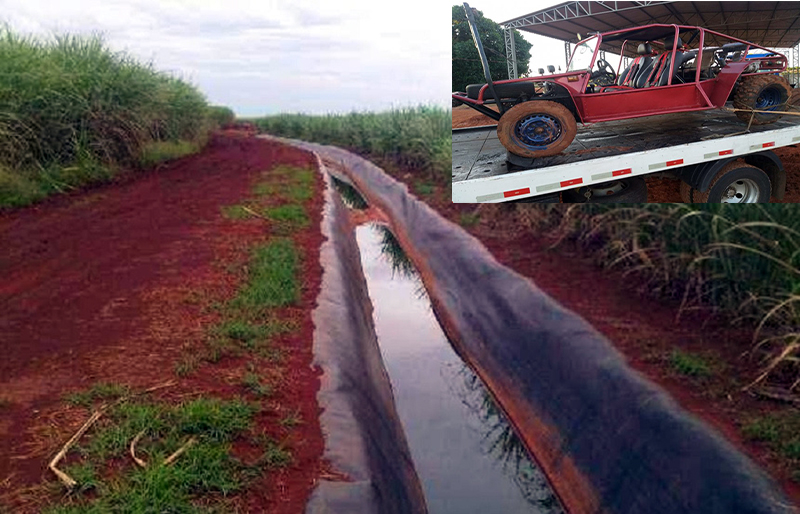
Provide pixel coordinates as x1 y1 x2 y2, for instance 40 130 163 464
592 168 631 181
504 187 530 198
704 149 733 159
536 177 583 193
475 192 503 202
750 141 775 150
648 159 683 171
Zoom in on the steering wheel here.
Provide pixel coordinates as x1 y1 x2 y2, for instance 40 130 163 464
596 58 616 79
590 58 616 87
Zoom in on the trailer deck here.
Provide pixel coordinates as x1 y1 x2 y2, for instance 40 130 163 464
452 108 800 203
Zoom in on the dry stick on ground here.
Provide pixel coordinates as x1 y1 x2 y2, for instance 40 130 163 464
129 430 148 468
752 386 800 407
48 410 105 489
49 380 178 488
129 431 197 469
241 205 268 220
163 437 197 466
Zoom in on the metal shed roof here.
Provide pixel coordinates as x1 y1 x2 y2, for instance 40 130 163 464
502 1 800 49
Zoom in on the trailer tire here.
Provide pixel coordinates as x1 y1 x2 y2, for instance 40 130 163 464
561 177 647 203
681 162 771 203
497 101 577 158
733 74 791 125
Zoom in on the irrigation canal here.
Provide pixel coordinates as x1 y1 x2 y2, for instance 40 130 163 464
354 223 563 514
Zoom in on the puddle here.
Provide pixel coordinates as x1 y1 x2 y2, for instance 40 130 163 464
355 224 563 514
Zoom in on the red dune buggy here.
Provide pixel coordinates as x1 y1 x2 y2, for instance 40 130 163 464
453 4 792 159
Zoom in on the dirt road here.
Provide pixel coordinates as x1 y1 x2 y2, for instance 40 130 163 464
0 133 325 512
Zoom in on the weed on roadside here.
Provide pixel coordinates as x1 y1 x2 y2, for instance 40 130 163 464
265 204 309 232
46 397 259 512
65 383 130 409
669 349 712 378
258 439 293 469
279 409 303 429
414 181 434 196
241 372 272 398
742 411 800 480
459 212 480 228
174 354 201 377
220 204 252 220
230 239 299 310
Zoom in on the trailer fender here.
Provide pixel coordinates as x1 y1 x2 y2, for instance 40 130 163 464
745 151 786 200
677 150 784 199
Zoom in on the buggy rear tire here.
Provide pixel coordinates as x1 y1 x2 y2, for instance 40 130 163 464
561 177 647 203
680 162 771 203
733 74 791 125
497 101 577 158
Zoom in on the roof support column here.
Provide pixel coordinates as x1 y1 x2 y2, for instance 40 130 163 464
792 44 799 89
565 41 571 68
504 26 518 79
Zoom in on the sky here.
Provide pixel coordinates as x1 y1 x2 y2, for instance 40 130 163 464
0 0 454 117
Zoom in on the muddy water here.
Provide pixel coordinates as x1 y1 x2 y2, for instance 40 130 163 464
355 224 563 514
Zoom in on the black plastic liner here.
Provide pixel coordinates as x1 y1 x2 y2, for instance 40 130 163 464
305 170 427 514
288 139 796 514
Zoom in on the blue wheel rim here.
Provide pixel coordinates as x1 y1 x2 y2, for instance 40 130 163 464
514 113 562 150
755 86 783 110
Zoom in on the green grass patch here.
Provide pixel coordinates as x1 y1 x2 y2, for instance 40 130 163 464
65 382 130 409
211 318 294 354
742 417 781 443
459 212 480 228
220 204 252 220
669 349 712 378
413 181 434 196
265 204 308 232
48 397 259 512
139 139 201 168
259 440 292 469
279 409 303 428
742 411 800 479
0 166 46 207
231 239 299 310
241 372 272 398
174 354 201 377
254 166 315 203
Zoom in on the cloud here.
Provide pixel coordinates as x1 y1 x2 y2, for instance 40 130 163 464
0 0 452 115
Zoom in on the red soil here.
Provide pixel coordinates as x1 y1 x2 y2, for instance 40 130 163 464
452 105 800 203
0 133 324 512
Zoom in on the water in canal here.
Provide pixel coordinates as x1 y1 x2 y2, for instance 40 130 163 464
355 223 563 514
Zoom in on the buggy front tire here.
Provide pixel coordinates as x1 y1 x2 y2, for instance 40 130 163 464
497 101 577 158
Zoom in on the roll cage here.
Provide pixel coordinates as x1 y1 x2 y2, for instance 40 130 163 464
453 17 788 123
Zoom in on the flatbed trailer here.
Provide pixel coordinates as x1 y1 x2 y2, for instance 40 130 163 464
452 108 800 203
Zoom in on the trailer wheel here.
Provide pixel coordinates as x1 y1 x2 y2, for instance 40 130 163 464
561 177 647 203
733 74 791 125
680 162 771 203
497 101 577 158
